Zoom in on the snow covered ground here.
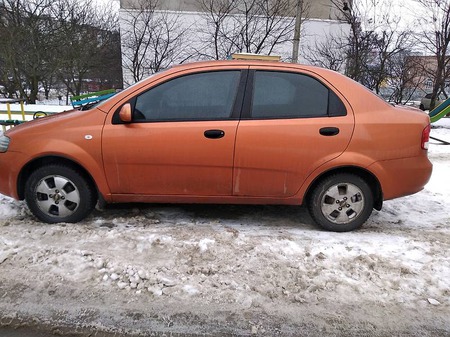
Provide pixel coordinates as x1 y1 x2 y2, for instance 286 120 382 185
0 118 449 336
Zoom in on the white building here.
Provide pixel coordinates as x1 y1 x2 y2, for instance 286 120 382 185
119 0 351 86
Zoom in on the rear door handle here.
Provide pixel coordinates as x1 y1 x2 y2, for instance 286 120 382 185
319 127 340 136
204 129 225 139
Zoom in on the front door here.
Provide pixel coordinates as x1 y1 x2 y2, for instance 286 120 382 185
102 70 243 196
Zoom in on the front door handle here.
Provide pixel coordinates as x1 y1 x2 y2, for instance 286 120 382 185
204 129 225 139
319 127 340 136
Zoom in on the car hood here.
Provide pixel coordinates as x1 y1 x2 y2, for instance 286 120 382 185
5 108 95 137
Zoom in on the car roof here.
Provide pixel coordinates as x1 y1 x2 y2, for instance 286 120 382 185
168 59 333 75
98 60 391 114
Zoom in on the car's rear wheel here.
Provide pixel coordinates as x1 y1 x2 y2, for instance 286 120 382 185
25 164 96 223
308 173 374 232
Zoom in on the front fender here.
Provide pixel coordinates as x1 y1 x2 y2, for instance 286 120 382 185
16 139 111 202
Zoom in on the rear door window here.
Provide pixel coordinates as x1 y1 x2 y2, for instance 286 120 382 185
250 71 346 119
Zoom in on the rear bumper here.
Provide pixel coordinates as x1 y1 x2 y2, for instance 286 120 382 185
368 155 433 201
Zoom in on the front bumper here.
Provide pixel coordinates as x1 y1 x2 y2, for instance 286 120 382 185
0 151 28 200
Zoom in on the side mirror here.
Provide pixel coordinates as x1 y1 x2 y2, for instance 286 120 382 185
119 103 132 123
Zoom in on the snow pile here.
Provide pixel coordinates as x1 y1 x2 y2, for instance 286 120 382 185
0 118 449 334
0 195 25 219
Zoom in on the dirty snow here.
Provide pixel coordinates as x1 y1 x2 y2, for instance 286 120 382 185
0 118 449 336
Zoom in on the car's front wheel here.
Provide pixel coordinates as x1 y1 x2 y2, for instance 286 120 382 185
25 164 96 223
308 173 374 232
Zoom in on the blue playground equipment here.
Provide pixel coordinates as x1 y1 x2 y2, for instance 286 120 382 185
70 89 116 108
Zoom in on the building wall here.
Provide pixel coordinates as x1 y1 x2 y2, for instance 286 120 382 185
120 0 347 20
119 0 351 86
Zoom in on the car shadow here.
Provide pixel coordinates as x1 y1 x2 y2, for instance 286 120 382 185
90 203 317 230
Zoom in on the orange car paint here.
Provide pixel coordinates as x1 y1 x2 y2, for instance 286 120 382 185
0 60 432 210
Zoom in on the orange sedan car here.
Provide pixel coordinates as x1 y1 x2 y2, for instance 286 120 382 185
0 60 432 231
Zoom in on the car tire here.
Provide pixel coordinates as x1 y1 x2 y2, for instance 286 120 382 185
419 104 425 111
25 164 96 223
308 173 374 232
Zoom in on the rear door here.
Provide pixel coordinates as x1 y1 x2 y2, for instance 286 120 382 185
233 68 354 197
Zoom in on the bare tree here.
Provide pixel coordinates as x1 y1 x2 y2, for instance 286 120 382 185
304 32 348 71
364 28 411 95
415 0 450 109
326 0 378 82
0 43 19 98
0 0 122 102
0 0 58 103
196 0 296 60
306 0 412 101
305 0 376 79
121 0 192 85
196 0 239 60
146 11 191 73
55 0 122 97
388 52 427 104
121 0 158 83
236 0 296 54
359 1 413 95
